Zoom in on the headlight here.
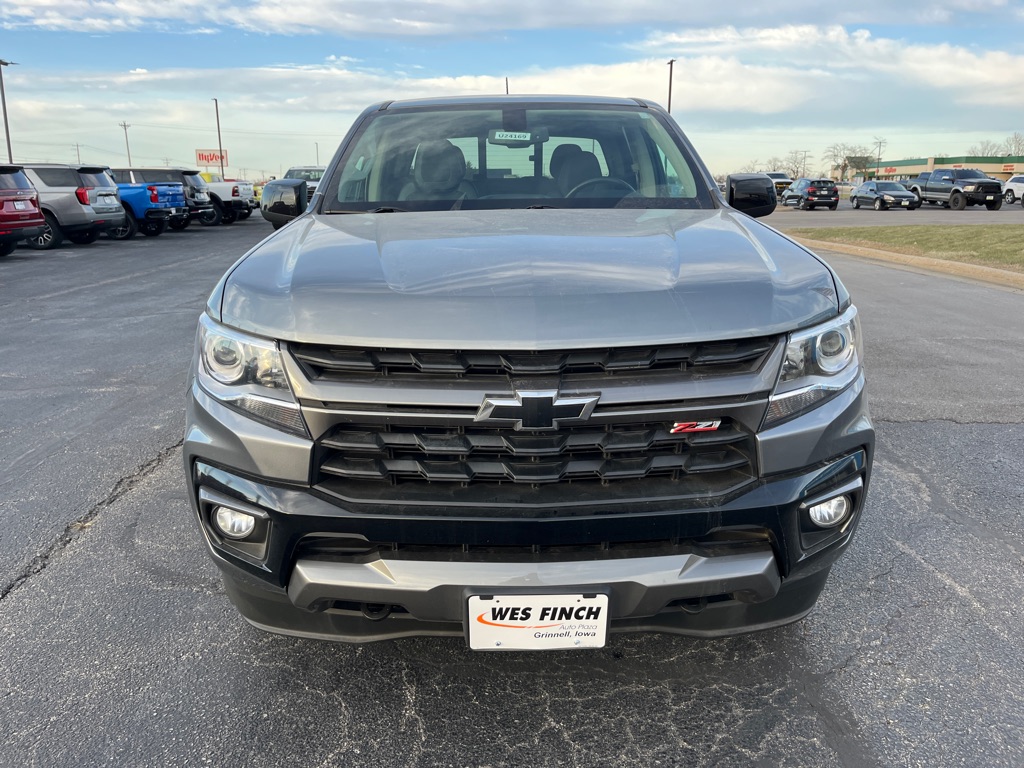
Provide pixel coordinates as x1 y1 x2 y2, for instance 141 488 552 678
882 194 894 201
963 184 977 192
196 314 308 437
764 306 862 428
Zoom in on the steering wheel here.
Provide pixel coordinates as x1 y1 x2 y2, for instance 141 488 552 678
565 177 637 198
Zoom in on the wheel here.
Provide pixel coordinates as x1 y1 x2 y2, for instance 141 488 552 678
138 220 167 237
199 205 222 226
949 191 966 211
220 207 239 225
1004 190 1016 204
985 199 1003 211
238 209 252 220
828 204 837 211
798 197 809 210
107 209 138 240
565 177 637 198
0 241 15 257
66 229 100 245
873 198 884 211
25 212 64 250
852 197 860 209
168 217 190 231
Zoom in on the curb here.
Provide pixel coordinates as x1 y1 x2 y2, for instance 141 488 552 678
788 236 1024 292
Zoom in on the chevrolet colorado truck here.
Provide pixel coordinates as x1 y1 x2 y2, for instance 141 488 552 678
185 95 873 650
903 168 1003 210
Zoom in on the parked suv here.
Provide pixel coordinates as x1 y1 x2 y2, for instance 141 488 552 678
781 178 839 210
1003 174 1024 205
21 164 126 249
0 165 46 257
109 168 215 230
186 95 873 650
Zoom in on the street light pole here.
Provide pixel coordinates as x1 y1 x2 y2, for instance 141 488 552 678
212 98 225 177
666 59 676 114
315 142 319 165
119 121 132 165
0 59 18 163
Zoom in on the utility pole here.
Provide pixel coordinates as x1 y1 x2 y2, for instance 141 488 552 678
315 142 319 165
212 98 225 177
73 143 81 163
873 136 887 179
505 77 509 95
666 59 676 114
119 121 132 165
0 59 18 163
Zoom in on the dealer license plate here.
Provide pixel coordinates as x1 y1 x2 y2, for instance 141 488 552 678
986 195 994 201
467 593 609 651
14 200 28 210
901 200 910 206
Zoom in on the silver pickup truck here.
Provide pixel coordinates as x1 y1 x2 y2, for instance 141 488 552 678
185 95 873 650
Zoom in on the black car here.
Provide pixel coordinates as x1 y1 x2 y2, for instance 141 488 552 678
850 181 920 211
781 178 839 210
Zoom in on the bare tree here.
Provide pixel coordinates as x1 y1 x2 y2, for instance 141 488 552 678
966 139 1007 156
763 156 785 174
822 143 851 180
783 150 809 179
1004 132 1024 156
738 160 762 173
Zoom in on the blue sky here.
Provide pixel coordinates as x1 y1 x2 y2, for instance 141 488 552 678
2 1 1023 178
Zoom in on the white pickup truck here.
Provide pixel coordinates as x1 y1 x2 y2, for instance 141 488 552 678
198 172 256 224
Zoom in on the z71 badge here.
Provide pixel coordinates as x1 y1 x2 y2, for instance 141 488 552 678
670 420 722 434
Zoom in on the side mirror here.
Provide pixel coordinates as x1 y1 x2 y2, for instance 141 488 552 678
260 179 307 227
726 174 777 218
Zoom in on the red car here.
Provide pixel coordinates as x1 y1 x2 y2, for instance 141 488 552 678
0 165 45 257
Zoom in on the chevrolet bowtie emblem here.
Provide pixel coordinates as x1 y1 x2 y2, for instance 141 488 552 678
475 390 600 431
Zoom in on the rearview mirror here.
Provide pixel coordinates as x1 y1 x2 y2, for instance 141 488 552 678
725 174 777 218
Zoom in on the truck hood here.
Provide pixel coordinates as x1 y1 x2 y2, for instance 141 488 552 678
216 208 839 348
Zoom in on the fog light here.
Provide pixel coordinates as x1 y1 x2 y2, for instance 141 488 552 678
213 506 257 539
807 496 850 528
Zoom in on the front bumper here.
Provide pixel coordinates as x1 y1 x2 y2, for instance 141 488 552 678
184 373 873 643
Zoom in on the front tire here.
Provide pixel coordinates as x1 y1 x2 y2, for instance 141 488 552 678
199 205 222 226
168 217 190 231
108 209 138 240
985 199 1003 211
852 197 860 209
220 207 239 225
873 198 884 211
950 191 967 211
1004 190 1016 204
26 212 64 250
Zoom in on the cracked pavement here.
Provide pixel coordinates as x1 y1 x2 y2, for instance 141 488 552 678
1 221 1022 766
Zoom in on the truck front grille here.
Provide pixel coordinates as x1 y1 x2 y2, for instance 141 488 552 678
291 337 776 381
313 419 757 506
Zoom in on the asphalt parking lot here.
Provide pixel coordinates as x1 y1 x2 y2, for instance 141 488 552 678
1 214 1022 766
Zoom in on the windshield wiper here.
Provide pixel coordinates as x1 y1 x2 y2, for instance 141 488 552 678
328 207 408 214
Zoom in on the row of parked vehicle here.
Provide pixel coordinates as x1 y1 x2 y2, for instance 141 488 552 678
768 169 1022 212
0 163 261 256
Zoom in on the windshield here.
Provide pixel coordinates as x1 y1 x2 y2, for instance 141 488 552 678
876 182 906 191
956 170 988 179
285 168 325 182
321 103 714 212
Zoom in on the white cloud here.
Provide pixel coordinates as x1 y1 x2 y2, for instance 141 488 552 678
0 0 1016 35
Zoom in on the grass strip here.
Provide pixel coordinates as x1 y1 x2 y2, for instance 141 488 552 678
783 225 1024 273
